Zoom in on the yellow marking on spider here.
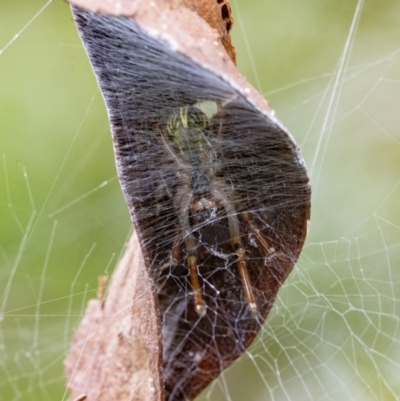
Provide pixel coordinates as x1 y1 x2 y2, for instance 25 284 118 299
180 106 189 128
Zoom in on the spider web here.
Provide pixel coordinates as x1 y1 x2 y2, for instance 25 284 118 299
1 0 399 400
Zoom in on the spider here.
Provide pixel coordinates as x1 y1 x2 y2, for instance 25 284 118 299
160 105 279 317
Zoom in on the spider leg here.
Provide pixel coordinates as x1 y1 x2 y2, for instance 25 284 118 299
216 100 224 140
211 178 257 315
240 211 292 263
175 183 206 317
170 227 181 266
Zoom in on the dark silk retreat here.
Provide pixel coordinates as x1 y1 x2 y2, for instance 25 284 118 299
72 7 311 401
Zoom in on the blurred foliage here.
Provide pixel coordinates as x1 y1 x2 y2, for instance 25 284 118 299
1 0 399 400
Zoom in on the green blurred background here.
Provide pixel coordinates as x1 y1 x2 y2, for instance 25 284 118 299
1 0 399 400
